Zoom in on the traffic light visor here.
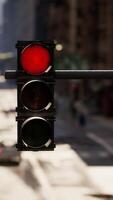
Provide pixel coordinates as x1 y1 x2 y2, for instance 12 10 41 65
20 44 51 75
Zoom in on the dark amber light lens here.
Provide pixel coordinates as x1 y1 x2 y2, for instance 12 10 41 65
21 117 51 148
21 80 52 111
21 44 51 75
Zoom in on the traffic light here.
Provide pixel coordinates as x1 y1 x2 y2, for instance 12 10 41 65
16 41 55 151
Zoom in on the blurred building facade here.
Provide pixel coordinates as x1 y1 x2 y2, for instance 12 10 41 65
0 25 3 52
2 0 36 52
2 0 53 52
47 0 113 69
35 0 52 40
98 0 113 69
2 0 17 52
47 0 71 52
1 0 113 68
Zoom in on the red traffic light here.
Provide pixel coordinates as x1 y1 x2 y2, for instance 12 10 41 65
21 44 51 75
16 41 55 151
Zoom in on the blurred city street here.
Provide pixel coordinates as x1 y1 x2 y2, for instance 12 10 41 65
0 77 113 200
1 0 113 199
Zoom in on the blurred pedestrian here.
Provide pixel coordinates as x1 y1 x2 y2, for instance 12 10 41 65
74 100 88 127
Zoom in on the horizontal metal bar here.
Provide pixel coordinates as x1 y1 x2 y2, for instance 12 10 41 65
55 70 113 79
5 69 113 80
5 70 17 79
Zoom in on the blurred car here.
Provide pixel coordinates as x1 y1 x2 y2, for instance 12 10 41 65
0 140 21 165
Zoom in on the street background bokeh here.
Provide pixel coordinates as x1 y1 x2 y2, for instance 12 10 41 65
0 0 113 199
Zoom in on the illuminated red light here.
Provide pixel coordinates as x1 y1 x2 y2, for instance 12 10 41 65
21 44 51 75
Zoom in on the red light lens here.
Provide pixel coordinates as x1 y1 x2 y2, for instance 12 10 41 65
21 44 51 75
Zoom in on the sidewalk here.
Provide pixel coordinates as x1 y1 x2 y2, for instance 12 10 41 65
35 144 102 200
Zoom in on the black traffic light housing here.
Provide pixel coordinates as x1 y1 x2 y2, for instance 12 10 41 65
16 41 55 151
5 43 113 152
